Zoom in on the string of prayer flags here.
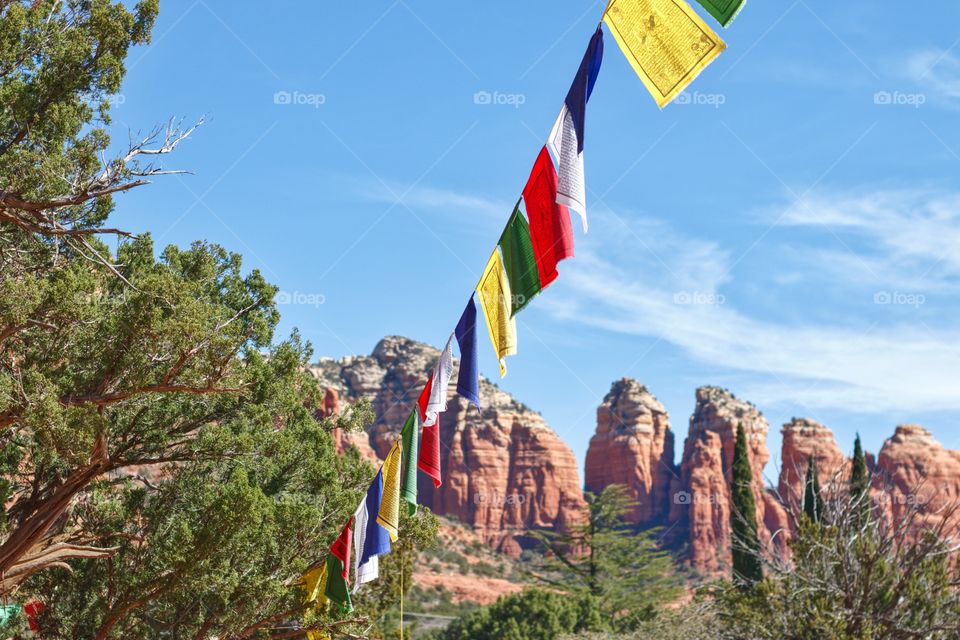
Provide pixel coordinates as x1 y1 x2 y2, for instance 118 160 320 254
523 146 574 289
695 0 746 27
603 0 726 108
354 472 390 591
400 410 420 516
424 335 454 426
499 202 541 316
309 0 753 615
324 520 354 612
548 25 604 232
377 442 403 542
454 295 480 409
477 249 517 377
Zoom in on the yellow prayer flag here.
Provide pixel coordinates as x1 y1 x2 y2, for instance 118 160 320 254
603 0 726 108
377 442 402 542
307 632 332 640
301 563 329 611
477 250 517 377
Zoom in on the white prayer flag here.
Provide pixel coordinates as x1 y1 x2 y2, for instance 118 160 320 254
548 105 588 233
424 333 455 426
352 499 378 591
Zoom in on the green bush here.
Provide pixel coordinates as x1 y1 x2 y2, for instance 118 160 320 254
431 589 605 640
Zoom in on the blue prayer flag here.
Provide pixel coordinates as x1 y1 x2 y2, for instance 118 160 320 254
455 295 481 409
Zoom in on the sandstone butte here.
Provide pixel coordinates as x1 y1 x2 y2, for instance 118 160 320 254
313 338 960 573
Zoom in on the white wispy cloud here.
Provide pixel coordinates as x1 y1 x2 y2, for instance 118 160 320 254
543 196 960 414
354 176 510 221
778 187 960 289
903 49 960 103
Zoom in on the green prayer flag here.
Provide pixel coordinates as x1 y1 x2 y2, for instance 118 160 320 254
324 554 353 613
400 409 420 516
694 0 746 27
0 604 21 629
498 202 542 316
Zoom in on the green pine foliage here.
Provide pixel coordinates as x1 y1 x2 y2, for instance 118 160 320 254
528 484 682 632
730 422 762 587
850 433 870 523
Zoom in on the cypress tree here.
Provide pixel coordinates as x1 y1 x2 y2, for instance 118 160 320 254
803 455 824 523
731 423 762 587
850 433 870 522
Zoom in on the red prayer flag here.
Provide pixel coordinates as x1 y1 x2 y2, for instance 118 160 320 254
418 420 442 488
25 601 43 632
522 146 574 289
330 517 353 581
417 373 434 422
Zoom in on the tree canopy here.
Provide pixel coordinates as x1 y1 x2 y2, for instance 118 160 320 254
0 2 437 637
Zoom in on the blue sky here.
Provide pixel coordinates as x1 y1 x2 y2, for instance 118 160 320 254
110 1 960 482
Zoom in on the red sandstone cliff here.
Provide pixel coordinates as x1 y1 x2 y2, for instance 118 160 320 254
316 341 960 571
778 417 848 512
874 424 960 532
309 336 585 555
666 386 788 571
585 384 960 574
584 378 675 526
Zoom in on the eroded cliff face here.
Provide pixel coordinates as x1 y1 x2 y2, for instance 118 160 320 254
309 336 585 555
666 386 787 571
585 383 960 574
586 384 792 573
584 378 675 526
875 424 960 531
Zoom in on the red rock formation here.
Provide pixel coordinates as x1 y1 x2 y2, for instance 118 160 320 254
875 424 960 532
321 387 340 418
665 386 786 572
584 378 675 526
309 336 586 554
778 418 848 512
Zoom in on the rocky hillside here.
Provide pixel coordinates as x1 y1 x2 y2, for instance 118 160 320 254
312 339 960 575
309 336 585 555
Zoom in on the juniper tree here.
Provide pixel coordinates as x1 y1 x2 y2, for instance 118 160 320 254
802 455 824 523
850 433 870 522
529 484 682 631
0 2 439 637
730 422 762 587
